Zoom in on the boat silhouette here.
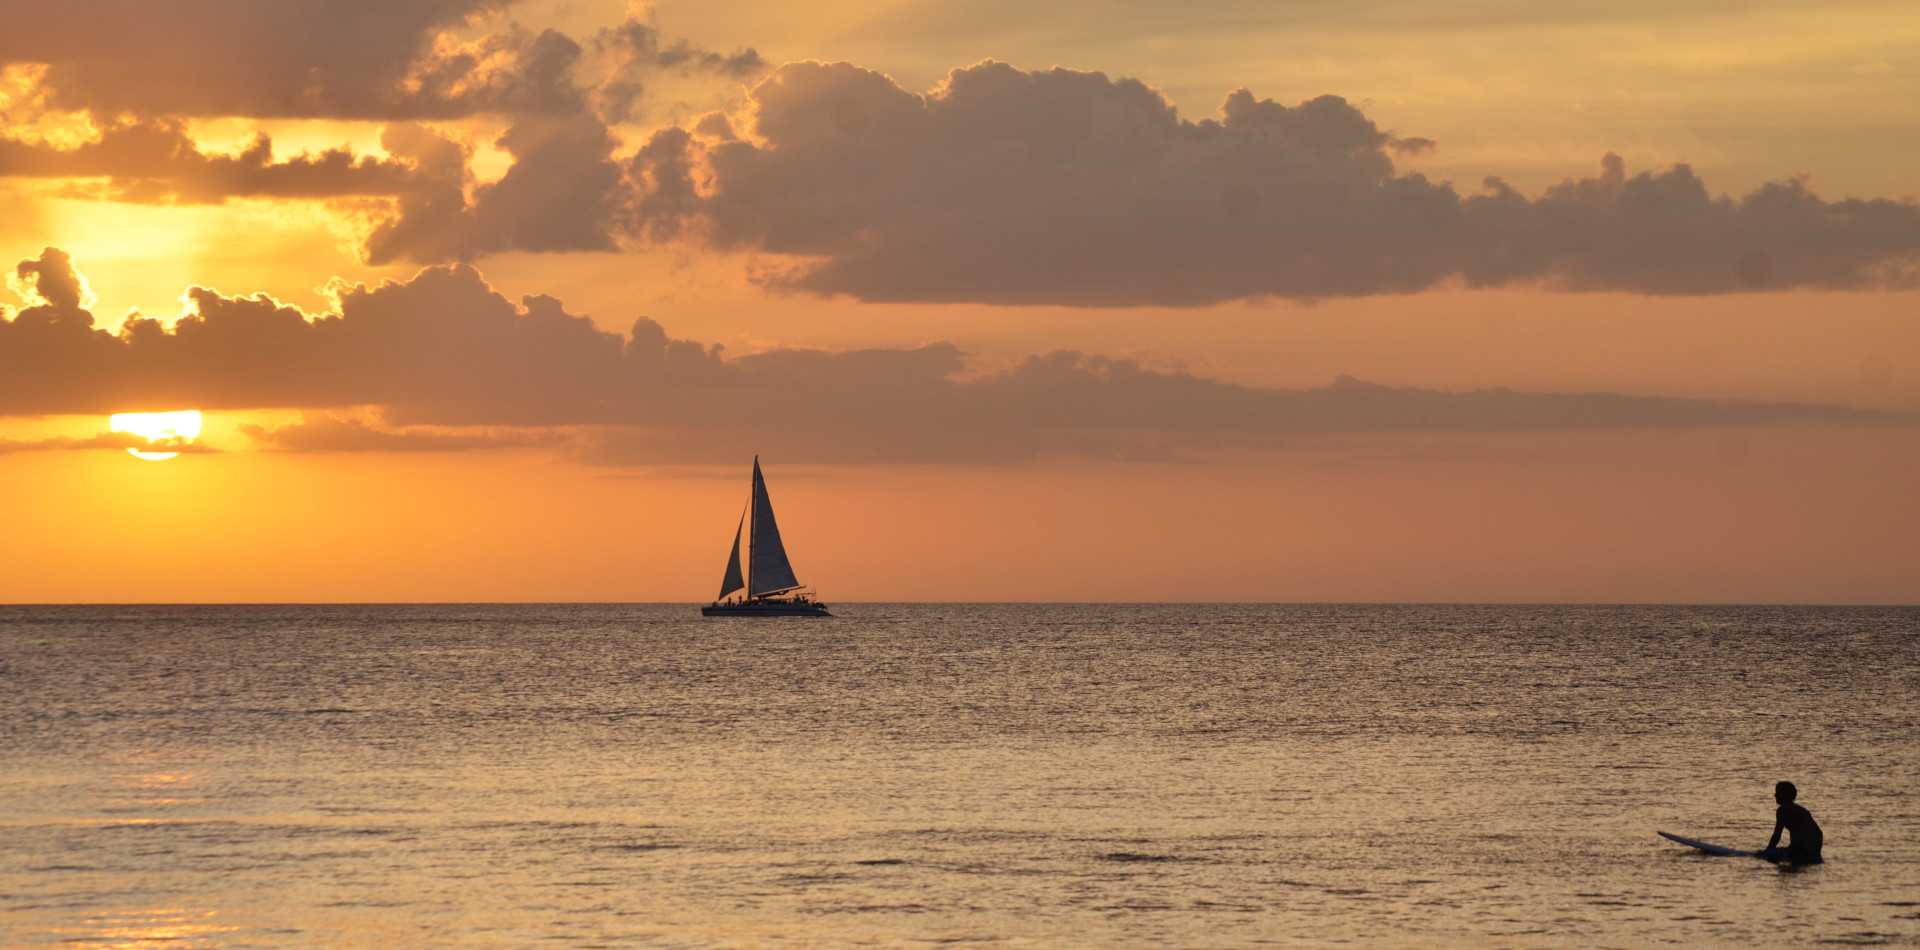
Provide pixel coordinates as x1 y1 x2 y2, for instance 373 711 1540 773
702 456 830 617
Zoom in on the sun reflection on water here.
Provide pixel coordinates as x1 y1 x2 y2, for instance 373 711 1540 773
54 908 239 948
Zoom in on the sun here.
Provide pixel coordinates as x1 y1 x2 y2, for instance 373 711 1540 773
109 410 204 461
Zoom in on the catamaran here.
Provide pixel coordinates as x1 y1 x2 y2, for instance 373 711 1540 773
702 456 830 617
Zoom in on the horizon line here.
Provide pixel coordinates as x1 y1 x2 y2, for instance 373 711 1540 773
2 600 1916 609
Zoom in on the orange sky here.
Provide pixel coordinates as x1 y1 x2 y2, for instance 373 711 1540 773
2 0 1916 602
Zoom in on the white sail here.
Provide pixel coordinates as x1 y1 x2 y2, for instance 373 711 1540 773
717 511 745 600
747 456 802 596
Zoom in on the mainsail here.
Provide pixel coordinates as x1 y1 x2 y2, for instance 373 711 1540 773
746 456 802 596
717 511 745 600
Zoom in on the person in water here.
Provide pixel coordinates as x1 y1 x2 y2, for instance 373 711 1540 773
1761 780 1823 864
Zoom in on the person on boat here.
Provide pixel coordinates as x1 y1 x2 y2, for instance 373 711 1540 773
1760 780 1823 864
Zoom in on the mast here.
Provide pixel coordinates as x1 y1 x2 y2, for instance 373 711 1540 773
746 455 802 598
743 458 753 599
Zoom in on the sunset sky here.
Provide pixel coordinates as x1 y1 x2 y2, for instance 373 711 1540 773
2 0 1916 603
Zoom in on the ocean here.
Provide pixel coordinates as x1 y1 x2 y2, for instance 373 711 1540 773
2 603 1917 947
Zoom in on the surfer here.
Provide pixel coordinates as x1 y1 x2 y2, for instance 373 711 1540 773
1760 780 1823 864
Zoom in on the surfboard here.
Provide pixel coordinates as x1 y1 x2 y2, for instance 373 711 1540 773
1658 831 1763 857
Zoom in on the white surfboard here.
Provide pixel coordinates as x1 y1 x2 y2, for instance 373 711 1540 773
1658 831 1764 858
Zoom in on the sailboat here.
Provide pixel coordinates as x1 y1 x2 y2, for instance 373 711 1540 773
701 456 831 617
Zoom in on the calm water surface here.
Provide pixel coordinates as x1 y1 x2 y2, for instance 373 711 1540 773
2 604 1917 947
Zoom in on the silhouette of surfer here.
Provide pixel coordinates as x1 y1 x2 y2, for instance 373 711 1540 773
1760 780 1823 864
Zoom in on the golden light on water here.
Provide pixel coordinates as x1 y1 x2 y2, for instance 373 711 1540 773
108 410 204 461
53 907 238 949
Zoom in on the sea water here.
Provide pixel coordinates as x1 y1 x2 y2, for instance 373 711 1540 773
2 604 1917 947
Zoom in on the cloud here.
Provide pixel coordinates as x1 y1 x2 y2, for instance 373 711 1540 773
1460 156 1920 293
0 1 588 120
0 4 766 123
10 245 92 309
0 8 761 240
361 16 768 263
0 430 215 455
1390 136 1437 157
13 13 1915 297
241 415 558 452
0 119 419 203
366 114 626 263
591 19 765 124
595 352 1899 465
4 248 1912 463
623 60 1920 304
0 250 717 418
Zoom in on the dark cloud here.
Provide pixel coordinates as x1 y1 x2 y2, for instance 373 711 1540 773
11 245 89 309
0 6 755 258
0 1 596 120
0 253 716 419
624 60 1920 304
470 115 625 252
1 248 120 408
693 112 738 141
0 120 418 203
0 14 754 248
353 17 766 262
366 114 625 263
1391 136 1437 157
1461 155 1920 293
4 249 1912 463
1 4 764 123
591 19 765 124
628 127 701 242
360 125 478 265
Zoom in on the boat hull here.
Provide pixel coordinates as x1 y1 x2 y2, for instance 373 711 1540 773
701 601 832 617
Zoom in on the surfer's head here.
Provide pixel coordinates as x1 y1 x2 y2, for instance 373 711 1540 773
1775 780 1798 804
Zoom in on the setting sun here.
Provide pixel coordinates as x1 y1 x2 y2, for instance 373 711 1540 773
108 410 203 461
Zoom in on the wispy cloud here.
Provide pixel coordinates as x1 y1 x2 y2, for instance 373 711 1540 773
0 429 215 455
241 415 560 453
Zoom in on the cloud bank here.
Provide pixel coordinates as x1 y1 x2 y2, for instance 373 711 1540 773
6 8 1917 305
624 61 1920 304
4 248 1910 462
